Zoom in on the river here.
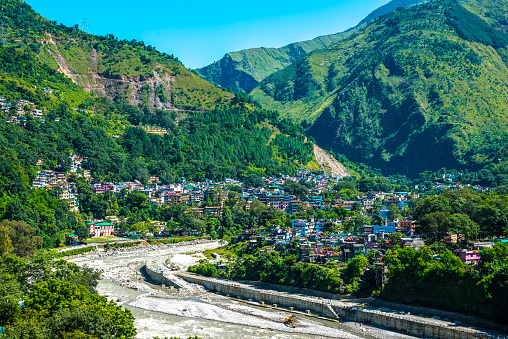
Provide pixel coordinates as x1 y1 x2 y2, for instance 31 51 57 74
69 241 414 339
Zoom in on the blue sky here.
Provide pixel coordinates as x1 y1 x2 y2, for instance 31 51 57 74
25 0 390 69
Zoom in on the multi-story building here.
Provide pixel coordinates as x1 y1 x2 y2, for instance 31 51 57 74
292 219 310 235
383 196 408 210
306 196 323 207
88 222 115 238
453 249 481 265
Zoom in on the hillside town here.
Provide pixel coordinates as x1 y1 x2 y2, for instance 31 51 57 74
0 96 47 124
29 153 507 270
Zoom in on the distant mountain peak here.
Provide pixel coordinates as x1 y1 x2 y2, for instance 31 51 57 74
359 0 433 25
196 0 437 93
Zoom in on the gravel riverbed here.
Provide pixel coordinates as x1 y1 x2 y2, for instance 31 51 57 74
70 241 418 339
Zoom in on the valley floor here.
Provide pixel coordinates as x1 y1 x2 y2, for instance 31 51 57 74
69 242 419 339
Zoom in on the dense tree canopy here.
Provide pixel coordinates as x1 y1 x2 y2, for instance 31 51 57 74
0 252 135 338
381 243 508 324
414 188 508 240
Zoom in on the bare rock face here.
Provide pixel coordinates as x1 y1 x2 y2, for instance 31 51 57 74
96 70 174 109
42 34 175 110
313 144 349 178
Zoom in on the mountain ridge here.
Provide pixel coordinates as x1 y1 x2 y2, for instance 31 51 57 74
196 27 361 93
359 0 432 25
250 0 508 176
196 0 436 93
1 0 233 111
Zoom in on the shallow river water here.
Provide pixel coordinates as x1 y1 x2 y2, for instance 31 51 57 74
69 242 412 339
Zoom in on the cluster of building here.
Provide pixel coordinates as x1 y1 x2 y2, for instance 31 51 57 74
285 219 422 262
85 219 168 238
231 224 425 265
0 97 47 124
86 172 336 217
451 239 508 264
233 223 508 267
32 170 79 211
263 169 337 192
27 147 503 264
32 155 92 211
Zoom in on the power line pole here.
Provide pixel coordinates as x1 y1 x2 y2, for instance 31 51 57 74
0 19 6 47
79 18 89 33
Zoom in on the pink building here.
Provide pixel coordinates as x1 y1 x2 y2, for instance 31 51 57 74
453 249 481 265
88 222 115 238
337 203 353 211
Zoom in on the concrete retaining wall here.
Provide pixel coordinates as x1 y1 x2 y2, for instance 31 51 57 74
145 259 183 289
337 306 488 339
368 299 508 334
179 273 338 318
240 280 352 301
179 273 501 339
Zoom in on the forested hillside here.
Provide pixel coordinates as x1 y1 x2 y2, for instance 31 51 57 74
196 0 438 93
1 0 232 110
461 0 508 32
251 0 508 176
0 0 316 179
0 44 315 178
0 29 315 248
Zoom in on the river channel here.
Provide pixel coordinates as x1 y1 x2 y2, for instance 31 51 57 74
69 242 415 339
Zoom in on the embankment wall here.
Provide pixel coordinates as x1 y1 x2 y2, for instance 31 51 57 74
179 273 498 339
338 306 489 339
145 258 183 288
368 299 508 334
179 273 338 318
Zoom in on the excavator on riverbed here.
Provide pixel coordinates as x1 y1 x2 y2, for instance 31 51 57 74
284 315 295 328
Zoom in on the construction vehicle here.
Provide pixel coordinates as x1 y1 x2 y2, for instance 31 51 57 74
284 315 295 328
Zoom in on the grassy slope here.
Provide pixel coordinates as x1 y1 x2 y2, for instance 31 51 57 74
251 1 508 175
196 29 362 93
205 29 357 81
1 0 233 110
461 0 508 31
196 0 438 93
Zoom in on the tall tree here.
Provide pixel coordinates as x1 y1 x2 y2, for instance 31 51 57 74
0 220 42 257
0 225 13 255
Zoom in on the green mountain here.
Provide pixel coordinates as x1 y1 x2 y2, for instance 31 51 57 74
196 29 360 93
0 0 322 247
0 0 320 184
250 0 508 176
196 0 436 93
2 0 233 111
359 0 431 25
460 0 508 32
